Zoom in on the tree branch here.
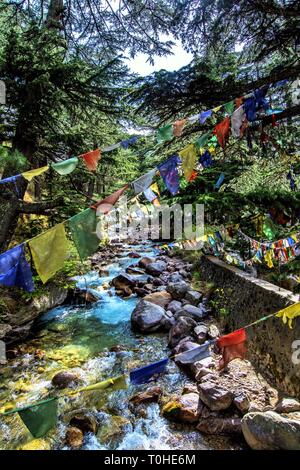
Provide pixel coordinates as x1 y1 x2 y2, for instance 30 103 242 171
17 196 64 215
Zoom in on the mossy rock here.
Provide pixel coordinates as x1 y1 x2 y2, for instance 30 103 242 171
19 438 51 450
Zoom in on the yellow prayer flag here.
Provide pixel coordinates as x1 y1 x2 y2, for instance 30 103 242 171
179 144 197 181
276 302 300 329
29 223 69 283
264 251 274 268
150 182 160 196
70 375 128 395
22 166 49 181
212 105 222 113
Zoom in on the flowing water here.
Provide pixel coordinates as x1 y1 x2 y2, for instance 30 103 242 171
0 242 243 450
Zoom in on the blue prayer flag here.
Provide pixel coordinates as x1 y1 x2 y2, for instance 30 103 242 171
158 154 181 196
143 187 157 202
120 136 138 149
199 150 213 168
199 109 212 124
214 173 225 190
0 175 22 196
130 358 168 385
0 244 34 292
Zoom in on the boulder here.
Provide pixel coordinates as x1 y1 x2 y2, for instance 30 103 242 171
129 386 162 406
194 366 213 382
275 398 300 414
99 268 109 277
233 393 250 414
194 324 208 344
69 413 98 434
207 324 220 339
133 287 148 297
168 316 197 348
242 411 300 450
174 305 205 321
197 418 242 435
167 281 189 300
145 261 167 276
167 300 182 313
198 381 233 411
185 290 202 306
111 273 136 290
138 257 155 269
65 426 84 448
143 291 172 308
168 273 184 283
126 267 145 275
162 393 201 423
131 300 165 333
51 371 80 389
153 278 164 287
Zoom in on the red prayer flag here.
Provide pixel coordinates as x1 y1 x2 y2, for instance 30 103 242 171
188 170 198 182
217 328 247 370
213 117 230 148
91 184 129 214
80 149 101 171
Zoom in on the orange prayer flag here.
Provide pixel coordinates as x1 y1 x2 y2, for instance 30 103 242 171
217 328 247 369
188 170 198 182
91 185 129 214
80 149 101 171
173 119 187 137
213 116 230 148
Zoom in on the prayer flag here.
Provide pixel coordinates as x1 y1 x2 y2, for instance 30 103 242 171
0 174 22 196
199 150 213 168
132 169 156 195
213 117 230 148
212 105 222 113
156 124 173 143
276 302 300 329
120 136 138 149
199 110 212 124
179 144 197 181
9 398 58 438
102 142 121 152
195 132 211 150
176 343 211 364
231 106 246 138
22 166 49 181
150 182 160 196
91 185 129 214
244 97 256 122
52 157 79 175
173 119 187 137
29 223 69 283
188 170 198 182
217 328 247 369
157 154 181 196
80 149 100 171
214 173 225 189
73 375 128 394
130 358 168 385
143 187 157 203
69 208 99 261
224 100 235 115
0 244 34 292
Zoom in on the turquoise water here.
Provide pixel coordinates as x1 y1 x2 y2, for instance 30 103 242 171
0 242 243 450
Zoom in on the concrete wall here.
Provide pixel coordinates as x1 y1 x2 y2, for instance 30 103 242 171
200 256 300 398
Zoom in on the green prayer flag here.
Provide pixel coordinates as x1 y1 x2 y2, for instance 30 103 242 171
195 132 211 150
17 398 58 438
156 124 173 143
52 157 79 175
263 218 277 241
224 100 235 115
69 208 99 261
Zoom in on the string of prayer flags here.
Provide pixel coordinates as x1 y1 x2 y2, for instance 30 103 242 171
130 358 168 385
217 328 247 370
120 136 138 149
213 116 230 148
173 119 187 137
22 166 49 182
29 223 69 283
132 169 156 195
175 342 211 364
199 150 213 168
214 172 225 190
231 106 246 138
102 142 121 153
199 109 212 124
157 154 181 196
52 157 79 175
276 302 300 329
69 208 99 261
0 244 34 292
91 185 129 214
156 124 173 143
80 149 101 171
179 144 197 181
72 375 128 394
3 397 58 438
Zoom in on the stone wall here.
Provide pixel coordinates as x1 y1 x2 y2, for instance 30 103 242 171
200 255 300 398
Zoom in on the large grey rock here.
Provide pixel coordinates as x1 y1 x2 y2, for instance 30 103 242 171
145 261 167 276
233 392 250 414
168 273 184 283
185 290 202 306
167 300 182 314
111 273 136 290
174 304 205 321
143 291 172 308
166 281 189 300
194 324 208 344
198 381 233 411
168 316 197 348
162 393 201 423
242 411 300 450
275 398 300 414
131 300 165 333
138 257 155 269
197 417 242 434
